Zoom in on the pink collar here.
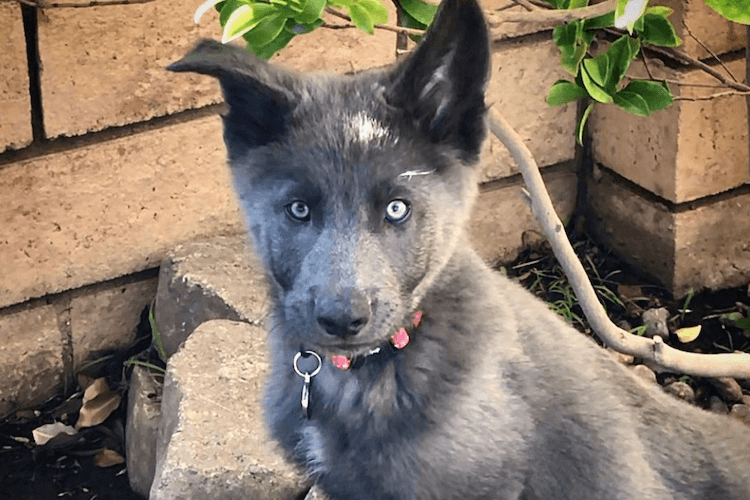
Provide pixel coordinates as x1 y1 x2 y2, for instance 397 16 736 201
331 311 423 370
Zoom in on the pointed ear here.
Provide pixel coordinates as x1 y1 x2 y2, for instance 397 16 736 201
168 40 297 157
387 0 490 162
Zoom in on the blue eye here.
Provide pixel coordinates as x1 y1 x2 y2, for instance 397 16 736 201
385 199 410 223
286 201 310 221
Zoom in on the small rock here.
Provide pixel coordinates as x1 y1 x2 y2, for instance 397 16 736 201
305 485 332 500
741 394 750 406
641 308 670 341
665 381 695 403
631 364 656 384
708 395 728 415
607 348 634 365
708 377 744 403
730 404 750 426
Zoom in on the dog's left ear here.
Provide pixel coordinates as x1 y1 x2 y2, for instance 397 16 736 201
387 0 490 162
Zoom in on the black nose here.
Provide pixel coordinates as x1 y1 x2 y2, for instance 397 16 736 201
315 289 370 339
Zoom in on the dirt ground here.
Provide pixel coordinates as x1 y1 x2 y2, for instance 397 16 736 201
1 235 748 499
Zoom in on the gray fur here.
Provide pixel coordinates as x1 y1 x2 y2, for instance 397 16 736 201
169 0 750 498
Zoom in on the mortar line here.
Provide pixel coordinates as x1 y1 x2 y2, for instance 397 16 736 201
0 104 223 170
20 4 45 142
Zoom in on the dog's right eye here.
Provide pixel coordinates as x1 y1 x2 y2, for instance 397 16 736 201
286 201 310 221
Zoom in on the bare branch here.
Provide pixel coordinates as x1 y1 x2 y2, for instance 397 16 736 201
5 0 157 7
510 0 538 12
490 0 615 24
487 107 750 379
322 21 424 36
683 21 739 83
645 45 750 93
675 90 750 101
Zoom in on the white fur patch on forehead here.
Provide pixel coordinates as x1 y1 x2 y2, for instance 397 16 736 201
345 111 395 145
398 169 435 181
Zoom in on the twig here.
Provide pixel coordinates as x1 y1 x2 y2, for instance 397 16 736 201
641 50 654 81
487 107 750 379
5 0 157 7
511 0 538 12
322 21 424 36
647 45 750 93
662 79 731 88
683 21 738 83
491 0 615 24
675 90 750 101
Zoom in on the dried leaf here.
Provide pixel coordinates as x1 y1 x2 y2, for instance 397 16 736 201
32 422 77 445
76 378 121 429
675 325 702 343
94 448 125 468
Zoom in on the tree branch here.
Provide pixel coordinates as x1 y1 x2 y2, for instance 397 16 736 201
489 0 615 25
5 0 157 7
675 90 750 101
488 107 750 379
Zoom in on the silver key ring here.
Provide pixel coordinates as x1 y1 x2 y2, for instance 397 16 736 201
293 351 322 378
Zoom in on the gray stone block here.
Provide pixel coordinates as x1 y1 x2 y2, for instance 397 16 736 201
149 320 309 500
153 234 269 358
126 365 163 498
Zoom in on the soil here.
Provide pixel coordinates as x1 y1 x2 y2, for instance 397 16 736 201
1 235 748 500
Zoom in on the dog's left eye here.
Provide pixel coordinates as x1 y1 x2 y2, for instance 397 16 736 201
385 199 410 223
286 201 310 221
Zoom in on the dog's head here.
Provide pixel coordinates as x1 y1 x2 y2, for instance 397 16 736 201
169 0 490 358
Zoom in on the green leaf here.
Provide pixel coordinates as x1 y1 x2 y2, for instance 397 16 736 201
615 0 649 33
621 79 673 110
553 21 589 76
581 61 613 102
241 11 287 46
357 0 389 24
546 80 589 106
222 3 282 43
349 3 375 34
287 17 324 34
703 0 750 24
544 0 567 8
399 9 427 42
568 0 589 8
613 90 650 116
576 101 595 145
194 0 225 23
294 0 326 24
605 35 639 92
637 13 682 46
399 0 438 26
645 5 672 17
250 27 295 59
583 12 614 30
583 54 609 87
219 0 245 26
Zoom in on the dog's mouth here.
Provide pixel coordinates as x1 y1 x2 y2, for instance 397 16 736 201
310 311 422 370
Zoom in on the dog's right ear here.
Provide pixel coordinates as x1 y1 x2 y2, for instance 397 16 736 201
168 40 296 157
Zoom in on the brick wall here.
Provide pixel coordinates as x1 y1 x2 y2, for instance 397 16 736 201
0 0 578 415
588 0 750 295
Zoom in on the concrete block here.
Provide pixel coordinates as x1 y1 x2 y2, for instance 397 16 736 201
0 114 243 308
0 301 63 417
70 276 158 370
150 320 309 500
470 163 578 264
38 0 224 138
587 167 750 296
154 234 268 357
482 38 577 182
660 0 746 60
126 364 163 498
0 2 33 152
591 58 749 203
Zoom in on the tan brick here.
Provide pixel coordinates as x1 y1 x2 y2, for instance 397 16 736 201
591 58 749 203
0 114 243 308
470 164 578 264
71 276 158 370
38 0 224 138
660 0 746 60
588 167 750 296
0 301 63 416
274 9 396 72
0 2 33 152
482 38 578 182
38 1 397 138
